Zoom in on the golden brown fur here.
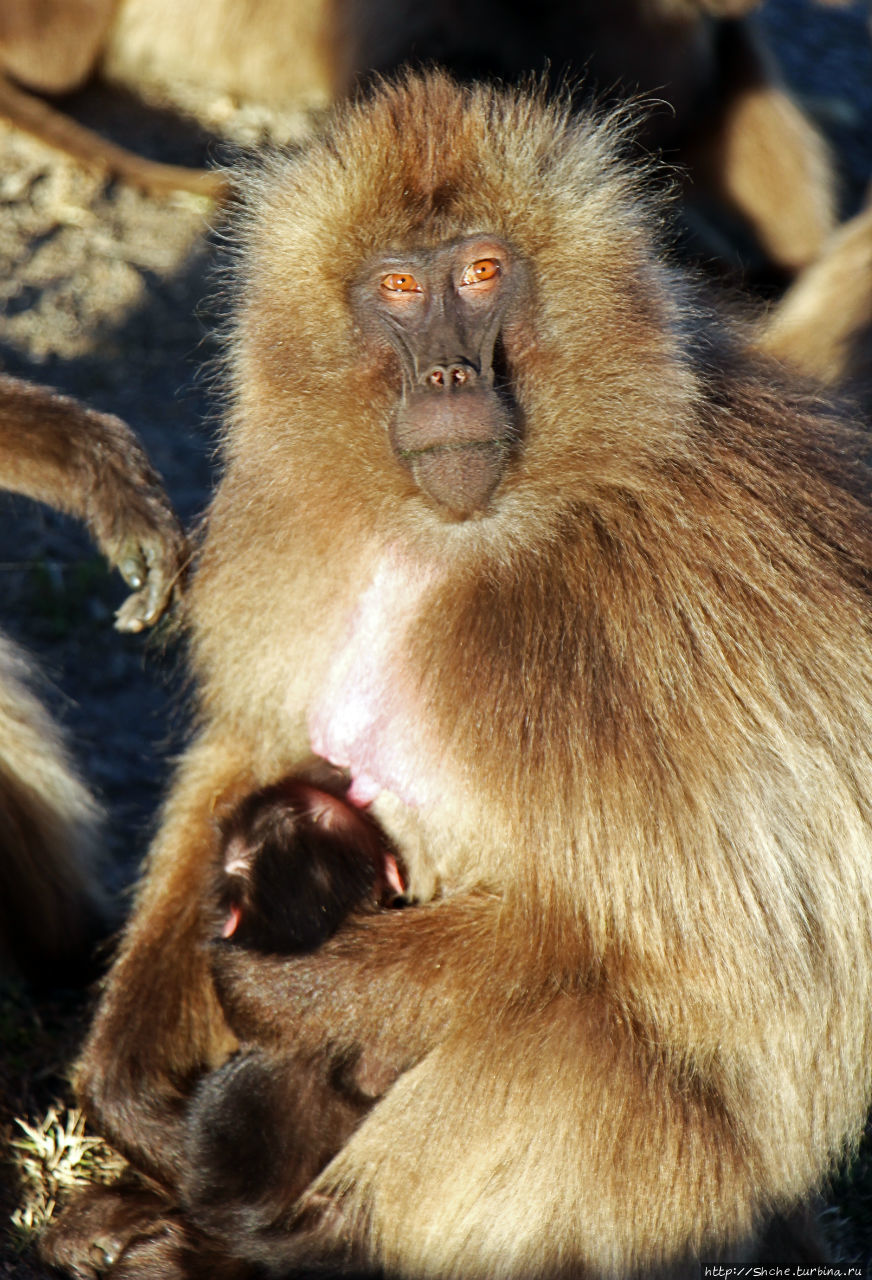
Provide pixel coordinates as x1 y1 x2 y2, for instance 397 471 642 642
0 632 105 980
53 75 872 1276
759 193 872 390
0 374 186 978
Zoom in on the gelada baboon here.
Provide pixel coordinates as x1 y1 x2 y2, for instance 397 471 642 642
46 73 872 1276
0 373 186 979
0 0 838 276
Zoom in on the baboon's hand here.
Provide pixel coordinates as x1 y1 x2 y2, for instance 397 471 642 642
111 513 187 633
92 458 188 633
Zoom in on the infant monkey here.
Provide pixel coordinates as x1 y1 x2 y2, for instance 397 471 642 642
181 779 406 1264
217 776 405 952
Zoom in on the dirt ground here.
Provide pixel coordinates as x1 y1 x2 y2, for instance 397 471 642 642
0 1 871 1275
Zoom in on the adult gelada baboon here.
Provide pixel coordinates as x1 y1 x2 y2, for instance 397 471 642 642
0 374 186 979
53 74 872 1277
0 0 839 275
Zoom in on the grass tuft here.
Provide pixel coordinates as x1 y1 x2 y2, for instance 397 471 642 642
9 1106 126 1248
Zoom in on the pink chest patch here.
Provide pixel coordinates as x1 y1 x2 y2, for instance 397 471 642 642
307 553 441 810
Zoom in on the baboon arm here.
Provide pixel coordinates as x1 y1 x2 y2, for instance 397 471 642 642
73 734 260 1184
0 374 187 630
213 902 769 1275
759 198 872 384
211 894 506 1062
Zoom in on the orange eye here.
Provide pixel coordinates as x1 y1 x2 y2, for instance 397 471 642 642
460 258 501 286
381 272 422 293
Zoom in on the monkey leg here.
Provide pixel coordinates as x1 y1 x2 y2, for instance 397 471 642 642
39 1173 259 1280
316 1002 827 1278
71 732 262 1187
209 901 829 1279
759 197 872 387
179 1044 374 1261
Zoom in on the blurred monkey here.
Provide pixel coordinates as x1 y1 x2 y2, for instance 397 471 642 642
0 0 840 276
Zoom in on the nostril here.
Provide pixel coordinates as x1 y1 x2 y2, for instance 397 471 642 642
423 362 476 389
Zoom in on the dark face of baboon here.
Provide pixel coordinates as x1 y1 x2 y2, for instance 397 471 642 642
351 236 525 516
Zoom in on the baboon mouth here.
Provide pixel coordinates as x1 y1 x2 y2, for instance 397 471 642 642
408 440 509 517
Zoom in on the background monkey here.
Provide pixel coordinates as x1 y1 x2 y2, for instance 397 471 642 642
0 0 226 198
46 73 872 1276
0 373 186 979
0 0 839 278
0 631 106 983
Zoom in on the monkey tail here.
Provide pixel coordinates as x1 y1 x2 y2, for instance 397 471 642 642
0 73 228 201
